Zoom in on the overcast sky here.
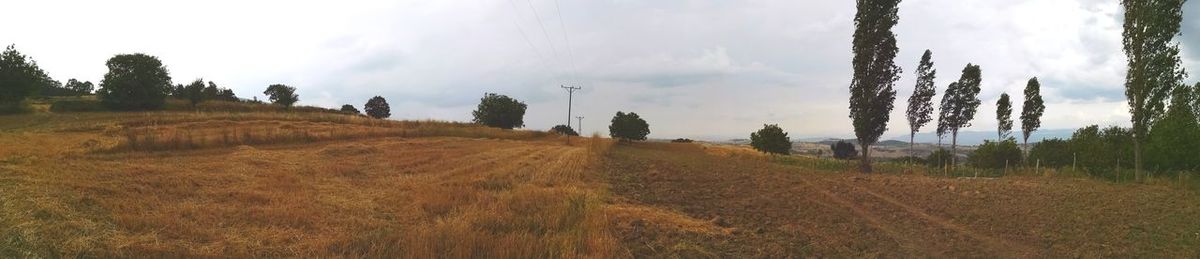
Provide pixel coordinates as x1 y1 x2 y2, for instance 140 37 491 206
3 0 1198 141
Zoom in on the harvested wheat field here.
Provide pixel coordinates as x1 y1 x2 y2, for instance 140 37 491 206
3 112 1199 258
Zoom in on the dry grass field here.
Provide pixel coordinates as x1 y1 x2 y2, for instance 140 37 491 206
3 111 1199 257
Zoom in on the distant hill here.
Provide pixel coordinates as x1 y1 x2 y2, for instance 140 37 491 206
889 128 1075 146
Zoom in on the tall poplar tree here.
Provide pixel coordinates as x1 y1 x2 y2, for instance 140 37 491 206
938 64 983 168
1020 77 1045 157
996 93 1013 140
906 49 937 159
848 0 903 173
1121 0 1187 181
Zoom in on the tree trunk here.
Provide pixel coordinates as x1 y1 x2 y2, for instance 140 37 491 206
1134 137 1142 182
951 129 959 172
910 132 916 170
1023 136 1029 165
861 143 873 173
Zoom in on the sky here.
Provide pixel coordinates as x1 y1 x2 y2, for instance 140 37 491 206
2 0 1198 142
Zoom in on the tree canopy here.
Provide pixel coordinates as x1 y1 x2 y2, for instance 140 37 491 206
906 49 937 155
996 93 1013 140
263 84 299 107
97 53 173 110
938 64 983 167
1020 77 1045 154
608 111 650 141
848 0 902 172
0 45 53 108
340 104 361 114
750 124 791 155
1121 0 1186 179
472 93 527 129
364 96 391 119
550 125 579 136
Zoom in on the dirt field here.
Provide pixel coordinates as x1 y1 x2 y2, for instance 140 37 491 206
3 112 1199 257
604 142 1200 258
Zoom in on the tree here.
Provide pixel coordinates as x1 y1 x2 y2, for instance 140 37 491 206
550 125 579 136
938 64 983 168
830 140 858 160
97 53 173 110
848 0 902 173
750 124 791 155
1028 138 1072 167
64 79 94 95
263 84 299 107
364 96 391 119
906 49 938 160
340 104 360 114
608 111 650 141
472 93 527 129
1121 0 1187 181
182 79 207 106
1146 84 1200 171
996 93 1013 140
0 45 52 110
927 148 953 168
1020 77 1045 158
967 139 1022 169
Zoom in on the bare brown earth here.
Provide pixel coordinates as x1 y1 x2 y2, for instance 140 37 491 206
603 142 1200 258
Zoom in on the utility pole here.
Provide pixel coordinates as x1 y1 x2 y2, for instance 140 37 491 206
562 85 582 144
576 116 584 136
562 85 581 127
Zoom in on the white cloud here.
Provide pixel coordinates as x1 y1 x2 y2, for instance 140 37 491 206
1 0 1195 141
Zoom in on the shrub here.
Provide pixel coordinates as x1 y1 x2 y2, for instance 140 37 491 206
50 99 106 112
671 138 694 143
927 148 953 167
967 139 1022 169
98 53 173 110
340 104 361 115
263 84 299 107
892 156 926 164
550 125 578 136
1028 138 1071 167
830 140 857 160
750 124 791 155
608 111 650 141
0 45 52 107
364 96 391 119
472 93 526 129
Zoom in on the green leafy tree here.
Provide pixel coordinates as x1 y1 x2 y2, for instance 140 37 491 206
0 45 52 110
1027 138 1072 167
64 79 94 95
550 125 579 136
906 49 938 159
830 140 858 160
848 0 902 173
968 139 1022 169
750 124 791 155
1146 84 1200 171
263 84 299 107
97 53 173 110
996 93 1013 140
938 64 983 168
472 93 527 129
182 79 207 106
927 148 953 168
1121 0 1187 180
340 104 360 114
1020 77 1045 157
608 111 650 141
364 96 391 119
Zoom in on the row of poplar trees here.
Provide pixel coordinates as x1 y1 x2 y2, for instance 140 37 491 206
848 0 1188 178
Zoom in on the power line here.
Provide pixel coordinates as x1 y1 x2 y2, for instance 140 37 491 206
525 0 560 61
553 0 581 85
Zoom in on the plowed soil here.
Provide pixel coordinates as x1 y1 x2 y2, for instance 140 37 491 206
604 142 1200 258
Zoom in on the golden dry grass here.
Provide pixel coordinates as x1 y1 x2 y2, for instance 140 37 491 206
0 111 643 257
